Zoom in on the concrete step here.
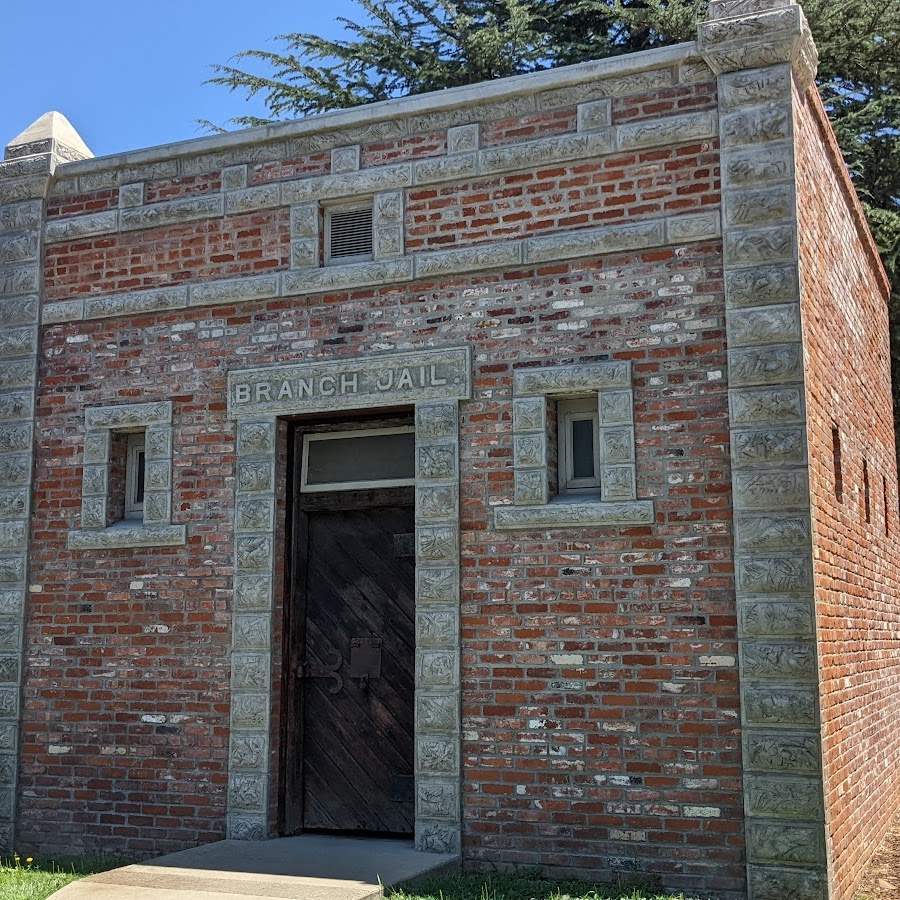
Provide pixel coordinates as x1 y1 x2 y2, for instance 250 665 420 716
50 835 459 900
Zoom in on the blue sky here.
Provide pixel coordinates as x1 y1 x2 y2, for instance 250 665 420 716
2 0 361 160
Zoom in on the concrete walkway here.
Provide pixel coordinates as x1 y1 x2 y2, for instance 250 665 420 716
50 835 459 900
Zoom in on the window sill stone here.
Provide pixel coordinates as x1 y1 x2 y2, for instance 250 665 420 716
68 522 187 550
493 499 654 530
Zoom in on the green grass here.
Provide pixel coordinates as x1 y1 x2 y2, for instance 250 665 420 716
0 854 129 900
386 873 695 900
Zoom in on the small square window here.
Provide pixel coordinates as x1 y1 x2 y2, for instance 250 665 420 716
125 433 146 519
324 203 374 265
557 398 600 495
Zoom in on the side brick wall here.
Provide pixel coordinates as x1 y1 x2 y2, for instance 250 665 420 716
794 85 900 900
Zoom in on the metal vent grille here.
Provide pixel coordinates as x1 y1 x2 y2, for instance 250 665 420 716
327 206 374 263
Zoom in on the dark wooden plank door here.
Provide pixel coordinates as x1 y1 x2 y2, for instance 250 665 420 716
294 503 415 834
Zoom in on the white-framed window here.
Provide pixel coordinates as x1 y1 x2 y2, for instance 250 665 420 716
124 432 146 519
324 202 374 266
557 398 601 495
301 426 415 492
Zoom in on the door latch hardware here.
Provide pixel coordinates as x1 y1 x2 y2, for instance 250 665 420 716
295 648 343 694
349 637 382 687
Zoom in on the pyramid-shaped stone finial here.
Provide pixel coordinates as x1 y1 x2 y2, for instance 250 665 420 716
5 111 93 162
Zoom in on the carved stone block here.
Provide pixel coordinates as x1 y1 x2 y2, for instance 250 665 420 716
373 225 403 260
416 610 458 647
417 737 459 775
80 465 107 497
118 183 144 208
731 428 806 468
417 525 458 562
282 258 414 295
416 567 460 604
416 402 458 440
68 523 186 550
723 144 794 189
331 146 361 174
119 195 223 232
143 491 171 525
0 392 33 423
222 166 248 191
747 822 823 866
374 191 404 225
480 132 614 175
229 734 267 772
722 103 792 147
577 100 612 133
234 576 272 612
0 524 24 552
0 234 38 268
237 421 276 458
143 425 172 461
730 387 804 426
599 391 634 426
525 220 665 265
290 203 320 239
231 693 269 729
0 490 27 523
228 773 267 812
0 688 19 719
79 497 107 530
0 457 29 488
86 401 171 430
237 498 275 532
729 345 804 387
742 600 814 638
616 111 716 151
189 274 279 308
736 512 810 550
416 822 461 854
417 693 459 733
447 125 480 155
513 397 546 434
726 225 795 268
0 265 38 297
745 731 820 773
415 243 522 279
0 361 35 392
601 429 634 464
514 434 545 469
738 555 811 594
145 460 170 491
742 643 816 681
720 64 792 110
83 430 111 464
495 500 654 530
515 469 548 507
602 465 636 501
413 154 478 185
417 650 459 689
743 685 817 725
291 239 319 269
417 780 459 819
0 296 39 328
228 815 268 841
237 459 274 494
666 211 721 244
726 263 798 307
725 185 795 228
733 470 809 510
0 200 42 234
232 654 270 690
515 362 628 396
235 535 273 572
417 485 458 521
418 444 458 481
748 865 825 900
225 185 279 215
281 165 412 205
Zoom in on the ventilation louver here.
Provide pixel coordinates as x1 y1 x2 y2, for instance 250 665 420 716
327 205 374 264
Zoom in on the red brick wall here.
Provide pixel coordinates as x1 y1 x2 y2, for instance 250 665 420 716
794 85 900 900
22 86 747 894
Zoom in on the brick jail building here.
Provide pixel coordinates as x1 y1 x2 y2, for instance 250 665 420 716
1 0 898 897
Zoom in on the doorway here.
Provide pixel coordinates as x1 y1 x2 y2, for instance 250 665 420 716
282 421 416 835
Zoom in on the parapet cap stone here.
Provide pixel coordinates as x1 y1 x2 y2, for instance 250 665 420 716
5 111 93 162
